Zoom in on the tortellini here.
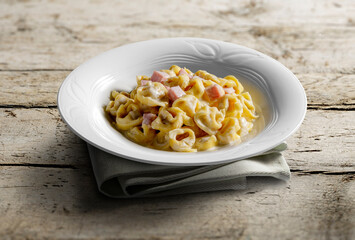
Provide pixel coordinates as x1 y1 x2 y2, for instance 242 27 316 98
105 66 258 152
218 94 243 118
172 95 201 117
224 75 244 94
136 82 168 107
106 92 130 116
151 107 185 132
216 117 241 145
185 77 205 99
169 128 197 152
164 75 190 89
238 92 257 120
125 125 155 144
195 135 218 151
194 106 224 135
152 131 170 150
115 101 143 130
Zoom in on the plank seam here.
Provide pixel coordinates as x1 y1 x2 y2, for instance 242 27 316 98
0 69 73 72
1 104 354 111
0 164 353 176
291 169 355 175
307 105 355 111
0 163 78 169
0 105 57 109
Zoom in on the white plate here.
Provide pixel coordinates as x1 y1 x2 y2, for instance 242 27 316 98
58 38 306 166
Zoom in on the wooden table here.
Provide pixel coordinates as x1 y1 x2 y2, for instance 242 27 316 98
1 0 354 239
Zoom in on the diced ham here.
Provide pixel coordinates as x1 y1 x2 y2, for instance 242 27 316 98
178 68 193 79
142 113 157 126
151 71 170 83
168 86 186 102
141 80 150 86
205 84 225 100
223 87 235 94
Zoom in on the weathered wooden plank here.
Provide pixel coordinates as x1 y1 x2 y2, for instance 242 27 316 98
0 71 67 107
0 71 354 107
284 109 355 172
0 166 353 239
298 73 355 107
0 0 354 73
0 108 89 166
0 108 354 172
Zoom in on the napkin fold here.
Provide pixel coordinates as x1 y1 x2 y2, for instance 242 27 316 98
88 143 290 198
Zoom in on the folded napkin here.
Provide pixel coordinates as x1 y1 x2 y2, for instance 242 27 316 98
87 143 290 198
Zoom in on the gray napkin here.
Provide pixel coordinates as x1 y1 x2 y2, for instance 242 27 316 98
87 143 290 198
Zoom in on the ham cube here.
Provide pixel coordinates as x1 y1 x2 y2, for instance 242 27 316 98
151 71 170 83
141 80 150 86
168 86 186 102
178 68 193 79
223 87 235 94
205 84 225 100
142 113 157 126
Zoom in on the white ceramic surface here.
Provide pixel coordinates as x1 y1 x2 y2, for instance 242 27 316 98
57 38 307 166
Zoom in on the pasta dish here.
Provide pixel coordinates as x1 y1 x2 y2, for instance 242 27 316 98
106 65 258 152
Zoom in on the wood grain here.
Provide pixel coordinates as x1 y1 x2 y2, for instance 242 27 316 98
0 108 354 173
0 71 354 107
0 71 66 107
0 166 353 240
0 108 88 167
0 0 354 73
